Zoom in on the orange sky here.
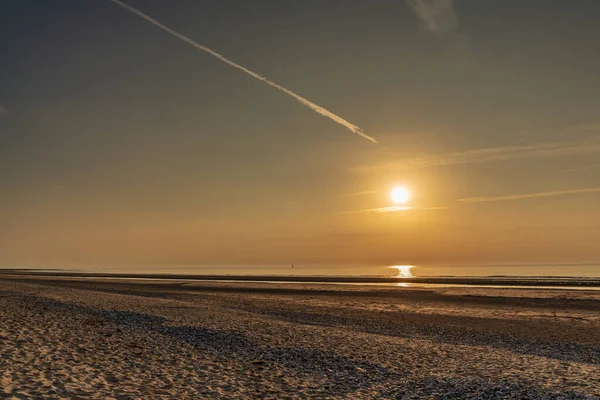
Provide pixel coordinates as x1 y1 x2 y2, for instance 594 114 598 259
1 1 600 269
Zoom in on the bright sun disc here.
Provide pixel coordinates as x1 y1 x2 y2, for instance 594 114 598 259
390 265 414 278
390 186 410 204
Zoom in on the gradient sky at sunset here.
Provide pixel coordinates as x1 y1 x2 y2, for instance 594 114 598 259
1 0 600 269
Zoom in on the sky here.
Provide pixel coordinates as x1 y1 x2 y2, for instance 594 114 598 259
1 0 600 270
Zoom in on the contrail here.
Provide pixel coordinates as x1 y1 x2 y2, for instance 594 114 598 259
457 187 600 204
109 0 377 143
352 141 600 172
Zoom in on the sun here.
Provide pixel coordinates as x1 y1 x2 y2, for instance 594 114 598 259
390 186 410 204
390 265 414 278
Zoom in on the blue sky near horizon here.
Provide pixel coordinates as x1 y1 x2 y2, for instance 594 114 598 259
1 0 599 269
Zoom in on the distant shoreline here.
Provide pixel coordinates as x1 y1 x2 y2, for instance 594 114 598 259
1 269 600 288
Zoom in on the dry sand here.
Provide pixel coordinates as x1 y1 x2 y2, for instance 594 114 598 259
1 275 599 399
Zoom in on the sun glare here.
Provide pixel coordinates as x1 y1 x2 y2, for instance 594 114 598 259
390 186 410 204
390 265 414 278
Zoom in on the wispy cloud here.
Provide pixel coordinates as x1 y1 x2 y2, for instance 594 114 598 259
338 205 448 214
567 122 600 132
342 190 376 197
353 141 600 172
0 106 8 115
563 163 600 173
411 142 600 167
457 187 600 204
110 0 377 143
340 186 600 212
406 0 474 69
406 0 458 36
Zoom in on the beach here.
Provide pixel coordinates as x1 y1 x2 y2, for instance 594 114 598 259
1 275 599 399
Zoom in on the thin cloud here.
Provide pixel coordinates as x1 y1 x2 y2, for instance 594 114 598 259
110 0 377 143
563 163 600 173
410 142 599 167
567 122 600 132
406 0 474 69
343 190 376 197
406 0 457 36
457 187 600 204
338 205 448 214
353 141 600 172
0 106 7 115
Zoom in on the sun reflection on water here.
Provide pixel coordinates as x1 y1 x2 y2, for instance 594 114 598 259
389 266 414 287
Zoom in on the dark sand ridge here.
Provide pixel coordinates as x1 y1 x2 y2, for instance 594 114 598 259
1 268 600 287
3 274 600 311
1 275 599 398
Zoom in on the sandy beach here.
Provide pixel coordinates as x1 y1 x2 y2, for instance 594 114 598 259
1 275 599 399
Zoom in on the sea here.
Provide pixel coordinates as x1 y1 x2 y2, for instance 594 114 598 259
13 263 599 279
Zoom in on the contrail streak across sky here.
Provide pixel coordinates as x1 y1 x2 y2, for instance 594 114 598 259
110 0 377 143
457 187 600 204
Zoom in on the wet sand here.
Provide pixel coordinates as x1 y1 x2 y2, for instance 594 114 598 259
2 269 600 287
1 275 599 399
